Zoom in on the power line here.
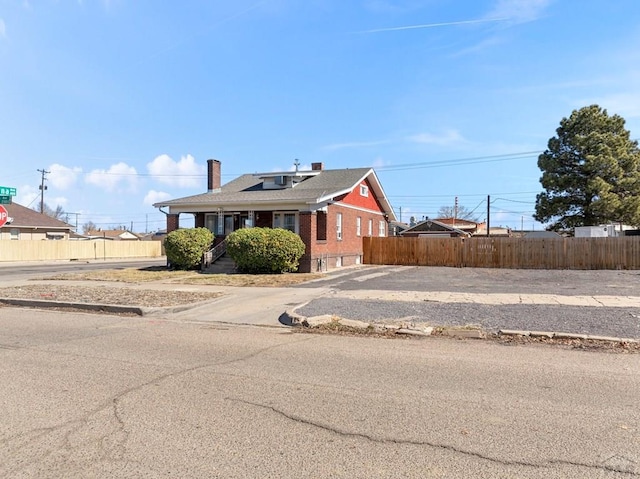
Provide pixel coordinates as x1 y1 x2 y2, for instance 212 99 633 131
375 151 540 172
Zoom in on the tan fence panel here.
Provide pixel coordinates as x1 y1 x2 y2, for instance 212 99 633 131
0 240 163 262
364 237 640 269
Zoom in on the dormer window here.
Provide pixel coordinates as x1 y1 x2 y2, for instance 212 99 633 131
360 184 369 197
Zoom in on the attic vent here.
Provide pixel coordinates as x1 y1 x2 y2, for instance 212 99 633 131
275 175 287 186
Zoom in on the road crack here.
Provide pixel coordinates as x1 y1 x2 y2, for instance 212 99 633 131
230 398 640 476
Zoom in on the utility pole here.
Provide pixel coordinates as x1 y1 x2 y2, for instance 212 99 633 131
486 195 491 237
454 196 458 224
37 168 50 214
62 212 80 231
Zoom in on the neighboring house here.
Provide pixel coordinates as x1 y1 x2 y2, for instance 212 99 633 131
85 229 141 241
0 201 74 240
400 219 470 238
435 217 486 235
574 225 634 238
153 160 396 272
389 221 409 236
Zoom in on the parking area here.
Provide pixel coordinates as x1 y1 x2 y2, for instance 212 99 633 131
294 266 640 338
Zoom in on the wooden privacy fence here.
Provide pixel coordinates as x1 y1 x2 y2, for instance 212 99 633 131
0 240 163 262
363 236 640 269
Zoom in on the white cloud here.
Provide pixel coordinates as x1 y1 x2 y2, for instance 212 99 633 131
147 154 205 188
484 0 553 25
85 162 139 192
355 18 508 34
144 190 172 206
52 196 69 208
48 164 82 190
577 92 640 119
407 129 467 146
371 156 389 168
14 185 39 209
0 19 6 39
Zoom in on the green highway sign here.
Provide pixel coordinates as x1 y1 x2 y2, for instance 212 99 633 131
0 187 16 196
0 196 10 204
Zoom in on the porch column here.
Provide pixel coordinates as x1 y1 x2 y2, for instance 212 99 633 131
167 214 179 233
298 211 315 273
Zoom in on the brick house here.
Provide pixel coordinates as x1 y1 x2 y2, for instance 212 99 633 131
153 160 396 272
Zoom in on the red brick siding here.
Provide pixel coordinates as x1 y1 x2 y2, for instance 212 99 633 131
299 204 386 272
166 214 180 233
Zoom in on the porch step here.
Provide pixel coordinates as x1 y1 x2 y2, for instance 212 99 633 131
202 254 236 274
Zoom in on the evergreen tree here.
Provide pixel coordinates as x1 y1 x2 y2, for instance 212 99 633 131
534 105 640 230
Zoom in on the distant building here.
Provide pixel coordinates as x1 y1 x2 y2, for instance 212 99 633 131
0 201 74 240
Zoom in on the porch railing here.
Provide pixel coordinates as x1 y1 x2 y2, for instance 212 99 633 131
202 239 227 270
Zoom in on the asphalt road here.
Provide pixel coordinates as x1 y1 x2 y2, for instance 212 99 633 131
1 308 639 478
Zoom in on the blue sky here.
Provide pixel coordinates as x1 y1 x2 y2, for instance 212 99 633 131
1 0 639 232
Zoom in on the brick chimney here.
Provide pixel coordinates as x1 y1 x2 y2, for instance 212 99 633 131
207 159 221 192
311 162 323 171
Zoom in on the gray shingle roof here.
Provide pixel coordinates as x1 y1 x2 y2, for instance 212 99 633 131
155 168 373 207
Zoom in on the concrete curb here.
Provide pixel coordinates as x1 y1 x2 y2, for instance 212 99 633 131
283 305 639 343
283 306 433 337
498 329 639 343
0 298 144 316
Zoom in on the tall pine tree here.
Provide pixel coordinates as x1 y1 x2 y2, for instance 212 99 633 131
534 105 640 230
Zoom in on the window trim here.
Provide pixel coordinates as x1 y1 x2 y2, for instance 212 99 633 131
359 184 369 197
356 216 361 237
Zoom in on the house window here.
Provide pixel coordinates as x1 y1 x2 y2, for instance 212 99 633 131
10 228 19 240
224 215 234 235
368 219 373 236
336 213 342 240
205 214 218 234
379 220 386 237
356 216 361 236
273 212 298 233
360 184 369 197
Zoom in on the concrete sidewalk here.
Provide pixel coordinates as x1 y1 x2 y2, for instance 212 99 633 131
332 289 640 308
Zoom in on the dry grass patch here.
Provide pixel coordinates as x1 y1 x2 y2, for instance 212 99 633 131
45 268 324 287
0 284 222 308
177 273 325 287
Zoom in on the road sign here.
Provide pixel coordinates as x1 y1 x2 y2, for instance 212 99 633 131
0 186 16 196
0 205 8 228
0 196 11 204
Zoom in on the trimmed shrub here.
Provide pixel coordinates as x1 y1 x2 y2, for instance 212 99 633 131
226 227 305 273
164 227 214 270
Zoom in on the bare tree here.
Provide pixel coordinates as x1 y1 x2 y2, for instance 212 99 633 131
36 203 66 220
437 205 478 221
82 221 97 234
